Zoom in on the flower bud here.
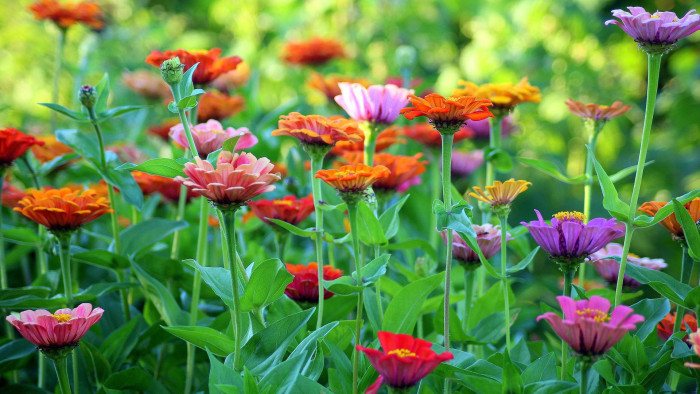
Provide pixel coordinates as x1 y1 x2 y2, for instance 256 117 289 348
79 85 97 109
395 45 417 70
160 57 184 86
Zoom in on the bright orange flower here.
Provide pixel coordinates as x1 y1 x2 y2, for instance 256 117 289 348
339 152 427 193
148 118 180 141
30 135 73 164
14 187 112 232
0 128 44 167
282 37 345 66
403 123 473 147
315 164 391 197
400 94 494 133
211 61 252 92
196 90 245 122
329 125 404 156
638 198 700 241
132 171 196 203
272 112 362 148
565 99 631 122
307 72 371 101
122 70 171 101
452 78 541 112
63 181 110 198
469 179 531 207
28 0 103 30
272 162 288 178
248 195 315 226
658 312 697 342
145 48 242 86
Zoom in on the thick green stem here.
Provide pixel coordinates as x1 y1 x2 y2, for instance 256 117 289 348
273 230 287 261
51 29 66 131
170 184 189 259
429 149 441 249
58 235 73 306
220 209 243 370
374 245 383 321
38 354 46 388
310 154 326 329
71 351 79 394
561 268 576 380
482 115 502 223
614 53 662 307
440 133 454 394
347 202 364 394
363 122 379 166
177 109 200 159
463 269 475 334
497 214 511 351
580 123 599 285
673 247 691 334
580 361 589 394
53 356 73 394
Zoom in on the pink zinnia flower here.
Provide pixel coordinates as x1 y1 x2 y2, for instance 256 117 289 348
451 150 484 177
590 242 666 288
441 224 511 269
605 7 700 49
537 295 644 357
169 119 258 158
685 330 700 369
6 303 103 350
335 83 413 125
175 151 280 210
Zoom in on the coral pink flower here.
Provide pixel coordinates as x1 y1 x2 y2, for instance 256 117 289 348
590 242 666 288
284 263 343 303
441 224 511 269
334 83 413 125
248 195 315 226
6 303 103 350
685 330 700 369
357 331 453 394
175 151 280 210
537 295 644 356
169 119 257 158
605 7 700 50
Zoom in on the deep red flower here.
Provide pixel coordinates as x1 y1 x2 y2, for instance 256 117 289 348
658 312 697 342
145 48 242 86
248 195 314 226
284 263 343 303
0 128 44 167
357 331 454 393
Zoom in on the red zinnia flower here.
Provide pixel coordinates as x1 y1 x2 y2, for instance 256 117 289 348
28 0 103 30
248 195 314 226
282 37 345 66
658 312 697 342
400 94 494 133
357 331 454 394
285 263 343 303
146 48 242 86
0 128 44 167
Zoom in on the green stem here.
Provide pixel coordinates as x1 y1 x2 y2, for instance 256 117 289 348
51 29 66 132
58 235 73 306
614 52 662 307
374 245 383 321
497 214 511 352
429 149 441 250
561 268 576 380
170 184 189 259
673 247 691 334
310 154 326 329
20 158 49 274
580 361 590 394
440 133 454 394
220 208 242 370
38 353 46 388
71 351 79 394
273 230 287 262
53 356 73 394
580 122 599 285
482 115 502 223
463 269 475 334
177 109 200 159
347 202 364 394
363 122 379 166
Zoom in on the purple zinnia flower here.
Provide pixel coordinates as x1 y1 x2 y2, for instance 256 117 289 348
605 7 700 51
335 83 413 125
590 242 667 288
440 224 512 269
464 116 515 140
451 150 484 177
521 210 625 266
537 295 644 357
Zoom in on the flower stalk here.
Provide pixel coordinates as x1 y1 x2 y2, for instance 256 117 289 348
347 201 364 394
482 114 503 224
309 151 328 329
463 269 475 334
561 266 576 380
440 134 455 356
497 213 511 351
57 235 73 307
53 355 73 394
673 247 691 334
220 208 243 370
579 120 600 284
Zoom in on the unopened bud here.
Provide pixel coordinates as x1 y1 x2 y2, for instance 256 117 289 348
79 85 97 109
395 45 417 70
160 57 184 86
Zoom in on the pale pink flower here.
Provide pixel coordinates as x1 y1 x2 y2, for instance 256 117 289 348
6 303 103 349
335 83 413 125
441 224 511 268
605 7 700 47
590 242 666 288
169 119 258 158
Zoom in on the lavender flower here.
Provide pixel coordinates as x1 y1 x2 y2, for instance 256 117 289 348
441 224 511 269
465 116 515 140
335 83 413 125
590 242 667 288
451 150 484 177
605 7 700 52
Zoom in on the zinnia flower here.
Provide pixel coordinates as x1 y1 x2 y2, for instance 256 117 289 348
146 48 242 86
6 303 103 354
522 210 625 268
441 224 511 269
284 263 343 303
248 195 315 226
605 7 700 52
357 331 454 394
133 171 196 203
451 150 484 177
196 91 245 122
565 99 631 122
465 116 516 140
537 295 644 357
28 0 103 30
658 312 697 342
590 243 666 288
469 179 531 208
170 119 257 158
174 151 280 210
401 94 494 133
686 330 700 369
282 37 345 66
452 78 541 113
30 135 73 164
329 125 404 156
339 152 427 194
122 70 171 101
148 118 180 141
14 187 112 233
272 112 362 155
638 198 700 242
403 122 473 147
315 164 390 201
0 128 44 167
335 83 413 125
307 73 371 101
2 181 26 209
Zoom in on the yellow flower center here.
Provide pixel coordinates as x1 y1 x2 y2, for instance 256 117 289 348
650 14 660 19
576 308 610 323
388 348 417 358
628 253 639 258
273 200 293 206
553 211 586 223
211 129 225 134
51 313 72 323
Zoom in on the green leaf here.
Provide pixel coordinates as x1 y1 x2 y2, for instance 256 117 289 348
222 135 242 152
208 349 244 394
79 341 111 384
74 282 134 301
178 63 200 98
379 194 410 239
184 259 237 310
0 287 51 301
485 148 513 173
433 298 470 341
257 355 305 394
98 105 147 122
609 162 653 183
630 298 670 341
288 322 339 380
164 325 236 356
507 247 540 273
517 157 586 184
467 312 508 344
624 263 692 307
0 339 35 365
38 103 88 121
521 353 557 384
72 249 130 271
103 367 167 392
383 272 444 334
633 190 700 227
99 166 144 209
37 153 78 175
3 228 41 245
177 88 206 110
115 219 188 256
502 351 524 394
100 316 144 369
56 129 100 162
672 198 700 261
116 157 188 178
588 146 630 222
324 254 390 295
523 380 578 394
131 262 187 326
240 258 293 312
357 201 387 246
266 219 315 238
94 73 110 114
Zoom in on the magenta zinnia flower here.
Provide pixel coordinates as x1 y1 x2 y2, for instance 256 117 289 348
451 150 484 177
605 7 700 51
175 151 281 210
537 295 644 357
335 83 413 125
170 119 258 158
465 116 515 140
441 224 511 269
590 242 666 288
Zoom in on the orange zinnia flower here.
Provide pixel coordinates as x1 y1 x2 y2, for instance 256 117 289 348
282 37 345 66
0 128 44 167
316 164 391 200
14 187 112 233
470 179 531 207
329 125 404 156
30 135 73 164
148 118 180 141
452 78 541 112
400 94 494 133
122 70 171 101
132 171 196 203
565 99 631 122
196 90 245 122
248 195 315 226
145 48 242 86
307 72 371 101
403 123 473 147
638 198 700 241
272 112 362 150
28 0 103 30
658 312 697 342
339 152 427 193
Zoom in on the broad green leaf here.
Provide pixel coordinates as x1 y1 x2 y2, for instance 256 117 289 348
502 351 524 394
98 105 147 122
222 135 242 152
208 349 244 394
379 193 409 239
99 166 144 209
74 282 133 301
79 341 111 384
588 146 630 222
56 129 100 162
185 259 238 310
257 354 305 394
103 367 168 392
37 153 78 175
324 254 390 295
164 325 236 356
3 228 41 245
485 148 513 172
433 298 470 341
131 262 187 326
672 198 700 261
178 64 200 98
521 353 557 384
288 322 339 380
72 249 130 271
94 73 110 114
0 287 51 301
383 272 444 334
523 381 578 394
38 103 88 121
624 263 691 307
507 246 540 273
100 316 144 369
518 157 586 184
467 312 507 344
0 339 35 365
631 298 670 341
115 219 188 256
116 157 189 178
266 219 315 238
240 258 293 312
0 295 66 309
357 200 387 246
609 162 652 183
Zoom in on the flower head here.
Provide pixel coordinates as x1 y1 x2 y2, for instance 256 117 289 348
605 7 700 53
357 331 453 393
28 0 103 30
248 195 315 226
0 128 44 167
537 295 644 357
282 37 345 66
307 73 371 101
339 152 427 194
401 94 494 133
658 312 697 342
329 125 404 156
2 181 26 209
14 187 112 233
122 70 171 101
335 83 413 125
451 150 484 177
590 242 666 288
469 179 531 208
638 199 700 242
196 91 245 122
452 78 541 113
146 49 242 86
686 330 700 369
315 164 390 202
566 99 630 122
30 135 73 164
133 171 197 203
284 263 343 303
272 113 362 155
174 151 280 211
466 116 516 140
403 122 473 147
441 225 511 269
170 119 257 158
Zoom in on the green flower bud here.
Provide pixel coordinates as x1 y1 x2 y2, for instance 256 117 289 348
160 57 184 86
79 85 97 109
395 45 417 70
